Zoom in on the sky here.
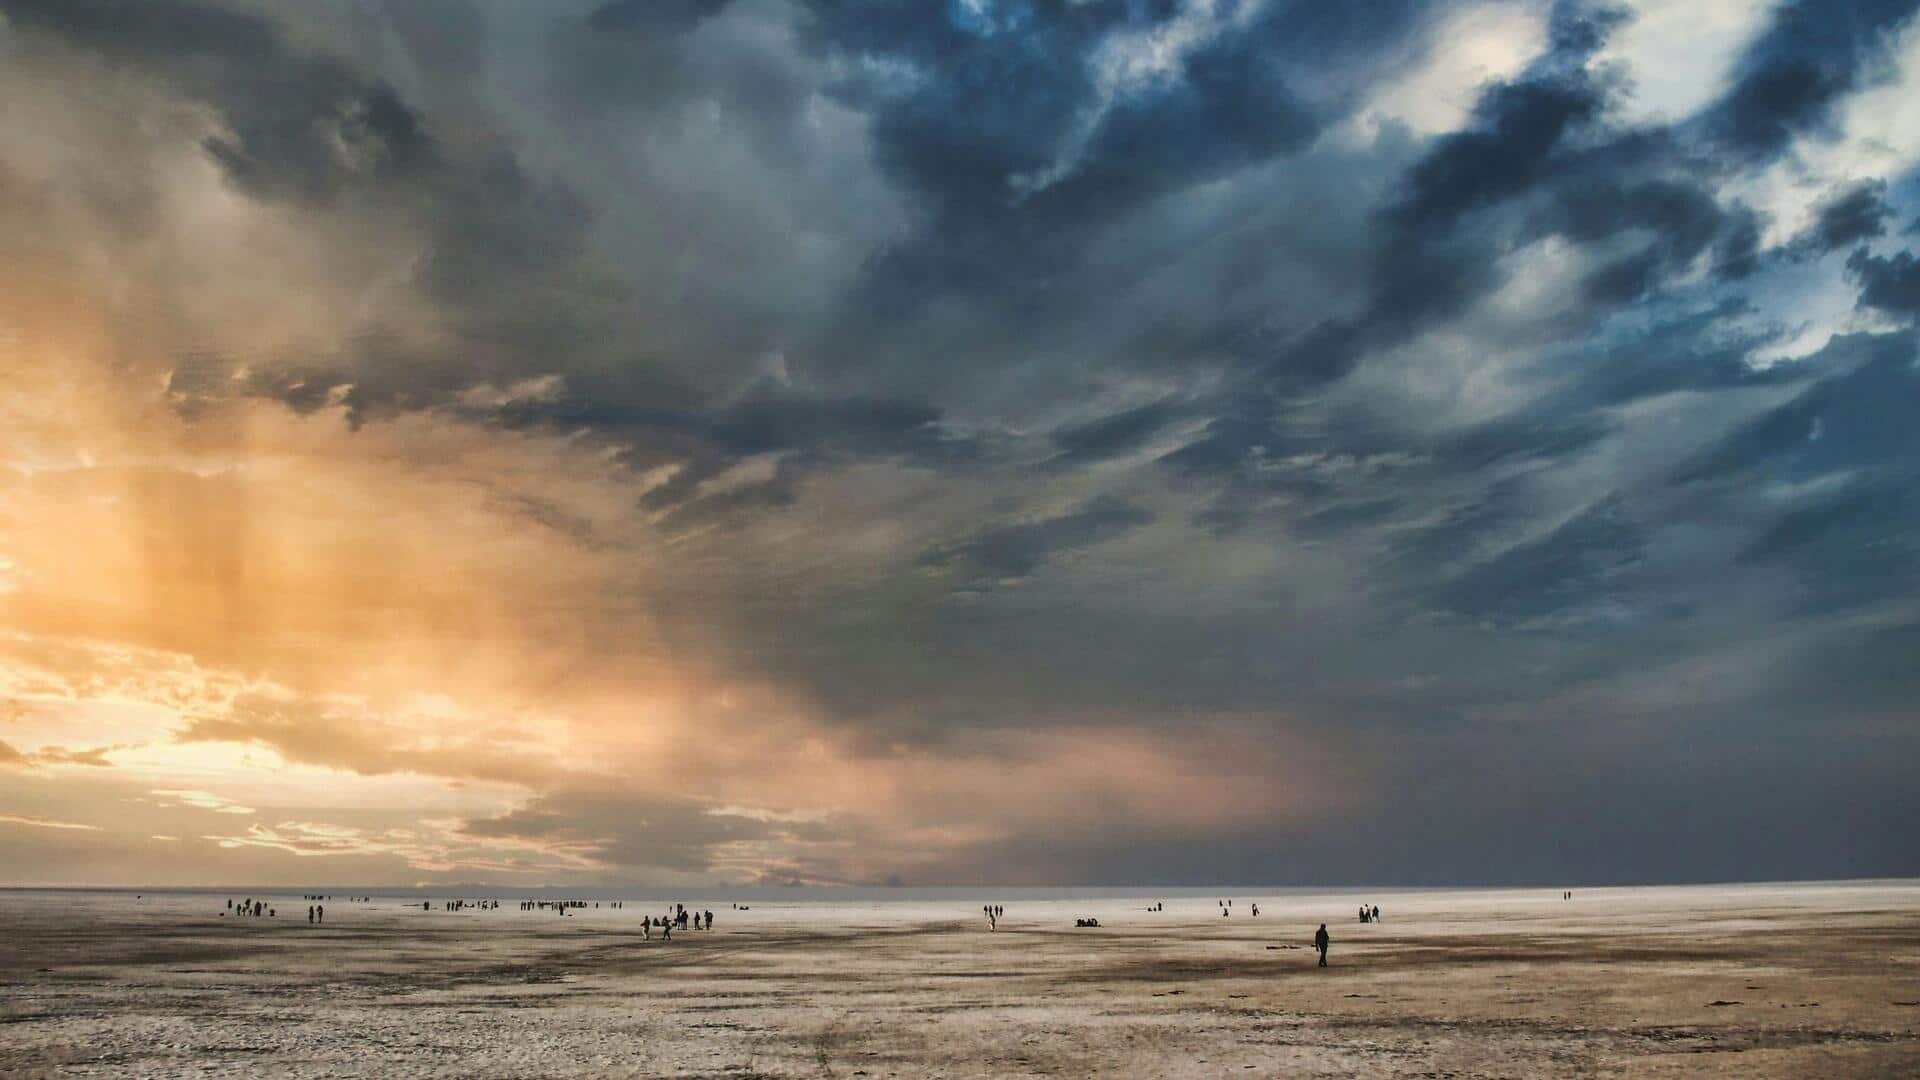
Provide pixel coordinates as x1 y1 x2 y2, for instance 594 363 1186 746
1 0 1917 889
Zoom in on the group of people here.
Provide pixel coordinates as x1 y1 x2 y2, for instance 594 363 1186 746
211 891 1386 971
1050 900 1340 967
638 903 713 940
519 899 590 912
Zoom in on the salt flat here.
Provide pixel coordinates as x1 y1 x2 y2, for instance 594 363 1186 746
2 882 1917 1077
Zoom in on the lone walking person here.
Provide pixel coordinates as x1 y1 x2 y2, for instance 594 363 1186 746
1315 923 1330 967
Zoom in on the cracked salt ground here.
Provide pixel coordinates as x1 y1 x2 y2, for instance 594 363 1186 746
1 883 1917 1077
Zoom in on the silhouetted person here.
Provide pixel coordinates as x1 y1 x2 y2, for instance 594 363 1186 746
1371 905 1379 922
1315 924 1330 967
317 904 324 923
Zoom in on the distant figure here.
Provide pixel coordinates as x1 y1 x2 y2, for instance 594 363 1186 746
317 904 324 924
705 910 713 930
308 905 315 924
1251 903 1259 917
1315 924 1330 967
1371 905 1379 922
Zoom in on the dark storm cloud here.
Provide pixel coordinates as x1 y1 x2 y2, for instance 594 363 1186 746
587 0 732 35
6 0 622 415
1676 332 1920 486
1048 400 1188 465
918 495 1152 589
797 0 1440 396
1180 26 1622 395
1705 0 1920 162
5 0 965 502
1800 179 1893 253
1525 179 1740 303
3 0 436 201
1847 248 1920 317
460 786 796 875
1480 301 1805 422
809 0 1396 215
8 0 1920 885
1676 331 1920 614
489 382 962 464
1156 5 1637 440
1146 0 1888 542
484 381 979 523
1389 52 1608 229
1428 493 1646 623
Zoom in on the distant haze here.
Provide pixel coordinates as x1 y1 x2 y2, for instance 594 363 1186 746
0 0 1917 888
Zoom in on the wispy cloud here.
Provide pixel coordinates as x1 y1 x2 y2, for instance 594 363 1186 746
151 790 256 816
0 814 101 831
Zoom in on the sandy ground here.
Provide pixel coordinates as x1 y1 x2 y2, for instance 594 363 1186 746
2 882 1917 1078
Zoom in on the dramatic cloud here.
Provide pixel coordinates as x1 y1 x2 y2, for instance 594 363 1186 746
1 0 1917 887
918 496 1153 590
